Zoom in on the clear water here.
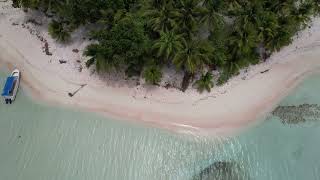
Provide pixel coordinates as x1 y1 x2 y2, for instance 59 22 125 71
0 70 320 180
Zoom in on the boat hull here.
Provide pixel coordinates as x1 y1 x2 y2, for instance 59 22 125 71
2 69 20 103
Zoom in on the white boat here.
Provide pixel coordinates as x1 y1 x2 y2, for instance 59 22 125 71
1 69 20 104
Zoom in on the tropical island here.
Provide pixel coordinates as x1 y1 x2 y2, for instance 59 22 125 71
10 0 320 91
1 0 320 135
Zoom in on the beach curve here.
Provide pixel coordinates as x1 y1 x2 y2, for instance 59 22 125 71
1 2 320 136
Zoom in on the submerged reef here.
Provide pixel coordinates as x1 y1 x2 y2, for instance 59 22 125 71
272 104 320 124
193 161 249 180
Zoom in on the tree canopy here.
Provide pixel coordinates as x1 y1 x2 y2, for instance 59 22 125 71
13 0 320 90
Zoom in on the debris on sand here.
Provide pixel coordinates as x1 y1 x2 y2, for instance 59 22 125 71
26 18 42 26
43 42 52 56
68 84 87 97
72 49 79 53
59 59 67 64
260 69 269 74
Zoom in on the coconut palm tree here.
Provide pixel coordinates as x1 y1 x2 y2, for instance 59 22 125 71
268 17 296 51
315 0 320 14
201 1 224 33
194 72 214 93
223 0 245 15
256 11 279 48
98 9 127 30
291 1 314 27
15 0 55 10
84 44 122 72
234 0 263 30
15 0 34 8
173 39 213 91
207 17 231 69
152 31 184 61
202 0 226 12
266 0 295 17
143 65 163 85
144 2 179 32
223 20 259 79
228 23 257 59
48 20 70 42
174 0 204 39
217 63 237 85
147 0 167 9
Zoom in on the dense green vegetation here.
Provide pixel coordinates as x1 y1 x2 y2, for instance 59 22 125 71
48 20 70 42
13 0 320 92
143 65 162 85
194 72 214 93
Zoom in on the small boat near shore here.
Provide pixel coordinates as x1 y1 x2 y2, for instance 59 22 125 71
1 69 20 104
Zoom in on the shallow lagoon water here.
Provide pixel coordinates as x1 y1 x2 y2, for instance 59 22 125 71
0 70 320 180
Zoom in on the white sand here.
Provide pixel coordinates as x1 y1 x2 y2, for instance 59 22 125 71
1 1 320 136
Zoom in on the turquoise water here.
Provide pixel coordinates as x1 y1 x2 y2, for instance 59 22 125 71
0 70 320 180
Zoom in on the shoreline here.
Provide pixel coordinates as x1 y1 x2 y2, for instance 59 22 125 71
1 44 317 137
1 2 320 136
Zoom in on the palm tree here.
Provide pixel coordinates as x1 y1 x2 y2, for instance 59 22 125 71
201 1 224 33
144 2 179 32
48 20 70 43
15 0 55 10
228 23 257 59
84 44 123 72
174 0 204 39
268 17 296 51
223 20 259 78
256 11 279 49
173 39 213 91
147 0 166 9
233 1 263 30
152 31 184 61
223 0 245 15
15 0 33 8
266 0 294 16
291 1 314 27
98 9 127 29
143 65 162 85
217 60 241 85
315 0 320 14
194 72 214 93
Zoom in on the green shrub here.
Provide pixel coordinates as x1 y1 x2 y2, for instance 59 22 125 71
143 66 162 85
48 20 70 43
194 72 214 93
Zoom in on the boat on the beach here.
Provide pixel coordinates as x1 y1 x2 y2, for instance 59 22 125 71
1 69 20 104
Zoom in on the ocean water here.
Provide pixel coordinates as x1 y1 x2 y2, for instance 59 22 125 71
0 70 320 180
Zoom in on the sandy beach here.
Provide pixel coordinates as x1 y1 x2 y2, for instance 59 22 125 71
1 1 320 136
